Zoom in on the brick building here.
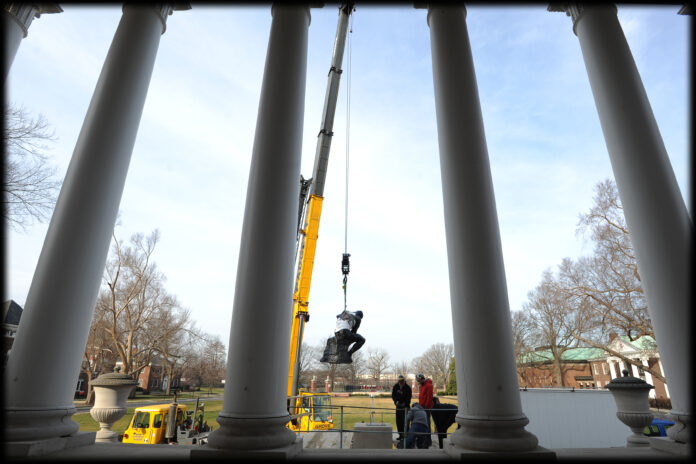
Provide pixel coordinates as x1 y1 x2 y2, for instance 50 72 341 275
517 347 605 389
516 335 670 404
131 357 180 393
589 334 669 401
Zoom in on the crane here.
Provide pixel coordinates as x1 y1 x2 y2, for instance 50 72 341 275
286 2 354 432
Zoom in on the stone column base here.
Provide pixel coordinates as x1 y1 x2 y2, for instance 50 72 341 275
205 414 298 451
449 416 540 452
443 439 556 460
667 411 691 444
6 431 96 458
5 407 80 442
649 436 692 456
192 435 303 460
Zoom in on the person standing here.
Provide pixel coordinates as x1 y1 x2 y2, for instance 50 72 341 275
416 373 434 447
391 374 412 446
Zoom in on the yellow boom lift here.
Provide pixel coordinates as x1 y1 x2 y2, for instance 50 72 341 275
286 2 354 432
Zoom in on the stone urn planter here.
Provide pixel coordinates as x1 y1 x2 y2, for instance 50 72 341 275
606 369 654 447
89 367 137 442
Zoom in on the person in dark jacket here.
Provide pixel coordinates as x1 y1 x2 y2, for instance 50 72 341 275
391 375 412 445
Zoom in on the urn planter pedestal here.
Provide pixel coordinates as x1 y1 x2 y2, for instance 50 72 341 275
606 369 654 447
89 367 137 443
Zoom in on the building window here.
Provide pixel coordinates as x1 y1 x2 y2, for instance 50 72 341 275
602 364 607 375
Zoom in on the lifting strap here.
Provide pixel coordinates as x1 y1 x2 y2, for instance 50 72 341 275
342 10 354 313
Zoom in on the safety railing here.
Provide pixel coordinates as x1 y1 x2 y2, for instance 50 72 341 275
289 402 457 449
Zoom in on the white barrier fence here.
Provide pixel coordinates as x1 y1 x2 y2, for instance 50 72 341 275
520 388 628 448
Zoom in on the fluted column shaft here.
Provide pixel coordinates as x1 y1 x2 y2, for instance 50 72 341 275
206 4 310 451
427 3 538 452
4 4 172 443
567 4 691 444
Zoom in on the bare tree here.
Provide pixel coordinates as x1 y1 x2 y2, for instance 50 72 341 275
522 270 595 387
82 306 116 405
553 180 664 381
366 347 390 382
152 304 192 395
297 342 318 387
178 328 210 389
511 310 545 386
199 336 227 393
410 356 428 378
3 105 60 230
338 350 366 386
413 343 453 390
392 360 410 378
94 229 185 380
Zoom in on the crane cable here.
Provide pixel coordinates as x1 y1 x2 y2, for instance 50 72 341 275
341 9 354 312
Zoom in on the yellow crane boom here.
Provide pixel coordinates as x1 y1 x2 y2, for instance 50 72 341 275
287 2 354 399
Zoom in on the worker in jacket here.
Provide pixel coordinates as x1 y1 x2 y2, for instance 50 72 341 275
416 373 434 447
405 403 429 449
391 374 412 445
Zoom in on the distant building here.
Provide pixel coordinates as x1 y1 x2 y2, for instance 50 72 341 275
516 334 669 402
590 334 669 400
116 356 180 393
517 346 605 390
2 300 23 366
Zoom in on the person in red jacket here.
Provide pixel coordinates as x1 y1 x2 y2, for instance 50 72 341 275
416 373 434 447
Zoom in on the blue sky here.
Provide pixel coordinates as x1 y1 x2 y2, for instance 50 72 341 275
6 4 690 366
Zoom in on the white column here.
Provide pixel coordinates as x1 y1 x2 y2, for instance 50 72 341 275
4 4 181 445
658 359 671 398
608 359 617 379
427 4 538 452
3 3 62 84
642 359 656 399
630 360 640 378
551 3 692 444
206 4 310 452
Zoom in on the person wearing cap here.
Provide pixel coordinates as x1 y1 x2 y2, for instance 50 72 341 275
391 374 412 445
416 373 434 447
405 402 429 449
334 309 365 359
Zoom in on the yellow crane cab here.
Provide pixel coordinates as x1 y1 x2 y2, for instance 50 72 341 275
122 403 186 445
287 390 333 432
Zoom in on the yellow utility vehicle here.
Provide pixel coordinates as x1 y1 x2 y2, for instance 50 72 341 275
122 403 186 445
287 389 333 432
122 398 209 445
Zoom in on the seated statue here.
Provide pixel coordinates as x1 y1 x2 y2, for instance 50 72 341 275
320 310 365 364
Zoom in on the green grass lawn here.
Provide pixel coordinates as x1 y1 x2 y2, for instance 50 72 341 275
74 395 460 437
74 400 224 434
73 388 225 408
